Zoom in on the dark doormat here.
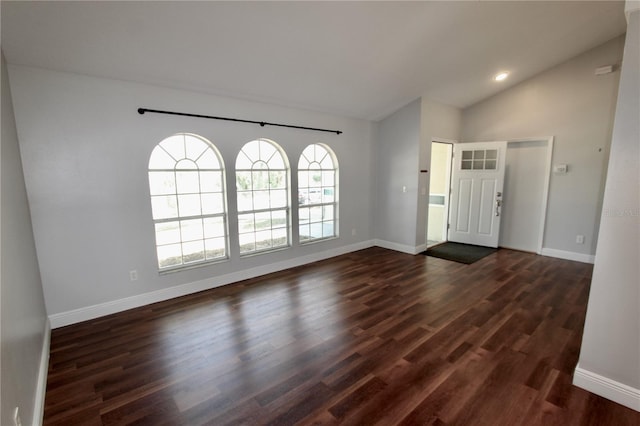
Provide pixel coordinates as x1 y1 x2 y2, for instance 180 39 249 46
424 242 497 264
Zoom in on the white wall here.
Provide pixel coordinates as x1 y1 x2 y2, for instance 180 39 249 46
1 53 49 426
417 99 461 248
8 65 374 323
575 5 640 410
373 99 422 253
461 36 624 259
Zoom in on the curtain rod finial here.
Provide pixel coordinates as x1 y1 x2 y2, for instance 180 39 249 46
138 108 146 115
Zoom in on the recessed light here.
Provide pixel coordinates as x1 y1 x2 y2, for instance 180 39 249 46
494 72 509 82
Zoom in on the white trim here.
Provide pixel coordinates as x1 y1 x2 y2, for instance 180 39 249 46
574 365 640 411
33 319 51 426
498 244 537 254
431 137 457 145
49 240 374 328
535 137 553 254
374 239 424 255
541 248 595 264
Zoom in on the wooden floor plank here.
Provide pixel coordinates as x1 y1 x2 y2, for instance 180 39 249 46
44 247 638 425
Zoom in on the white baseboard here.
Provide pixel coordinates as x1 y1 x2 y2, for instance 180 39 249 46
574 365 640 411
33 319 51 426
374 239 424 255
415 244 427 254
49 240 375 328
541 248 595 264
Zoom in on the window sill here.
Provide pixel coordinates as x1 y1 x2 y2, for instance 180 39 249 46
238 245 291 259
158 256 229 275
299 235 339 246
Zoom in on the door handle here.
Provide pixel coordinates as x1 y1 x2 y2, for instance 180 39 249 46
495 199 502 216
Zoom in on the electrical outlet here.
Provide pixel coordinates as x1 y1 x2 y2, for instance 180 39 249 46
129 270 138 281
13 407 22 426
351 228 357 236
576 235 585 244
554 164 568 174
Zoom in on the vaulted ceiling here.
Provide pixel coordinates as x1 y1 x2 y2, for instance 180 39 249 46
1 1 627 120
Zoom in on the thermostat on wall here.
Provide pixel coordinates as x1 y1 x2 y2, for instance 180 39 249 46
553 164 568 174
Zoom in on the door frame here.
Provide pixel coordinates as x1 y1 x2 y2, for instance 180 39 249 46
427 138 456 247
427 136 553 253
503 136 554 254
424 136 555 255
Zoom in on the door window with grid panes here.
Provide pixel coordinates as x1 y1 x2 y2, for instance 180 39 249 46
460 149 498 170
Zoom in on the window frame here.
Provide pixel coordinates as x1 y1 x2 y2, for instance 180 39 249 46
235 138 291 256
297 143 339 244
148 133 229 272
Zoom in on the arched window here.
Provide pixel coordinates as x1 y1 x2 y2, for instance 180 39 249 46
298 144 338 242
236 139 290 255
148 133 228 270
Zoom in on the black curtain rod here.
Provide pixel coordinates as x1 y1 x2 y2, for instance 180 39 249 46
137 108 342 135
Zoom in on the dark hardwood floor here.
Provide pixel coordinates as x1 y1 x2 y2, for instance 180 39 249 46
44 247 639 425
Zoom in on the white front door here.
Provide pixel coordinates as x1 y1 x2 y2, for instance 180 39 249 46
448 141 507 248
